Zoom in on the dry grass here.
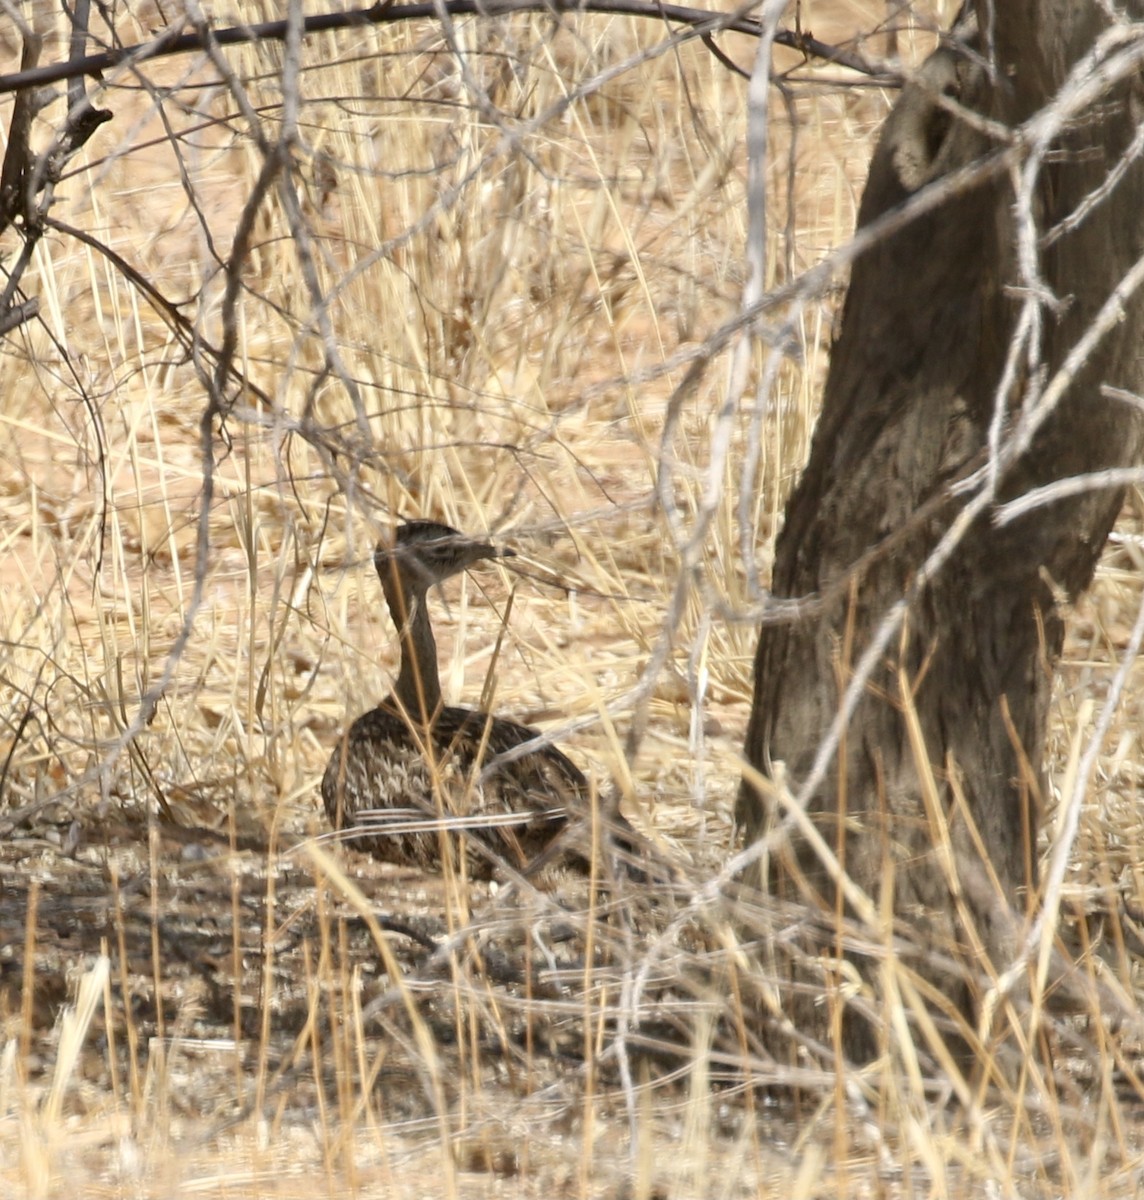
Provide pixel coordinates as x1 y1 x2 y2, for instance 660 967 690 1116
2 0 1144 1195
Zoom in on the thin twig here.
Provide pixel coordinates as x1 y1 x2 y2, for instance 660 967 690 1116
0 0 893 96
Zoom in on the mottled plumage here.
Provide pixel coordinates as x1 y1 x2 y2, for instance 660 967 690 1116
322 520 605 878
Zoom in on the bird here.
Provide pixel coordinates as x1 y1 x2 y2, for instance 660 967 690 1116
321 519 631 880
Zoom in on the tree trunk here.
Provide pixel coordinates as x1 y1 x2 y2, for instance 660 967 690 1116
737 1 1144 1061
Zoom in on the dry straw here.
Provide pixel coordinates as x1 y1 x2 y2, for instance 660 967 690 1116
1 0 1143 1196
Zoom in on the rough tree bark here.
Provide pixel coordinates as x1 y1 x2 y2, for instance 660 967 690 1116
737 1 1144 1060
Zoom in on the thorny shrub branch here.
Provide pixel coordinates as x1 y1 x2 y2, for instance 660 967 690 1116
0 0 893 97
0 3 111 328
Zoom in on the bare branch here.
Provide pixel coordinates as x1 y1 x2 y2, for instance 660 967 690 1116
0 0 895 97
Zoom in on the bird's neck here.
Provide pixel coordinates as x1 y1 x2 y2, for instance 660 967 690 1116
385 581 442 722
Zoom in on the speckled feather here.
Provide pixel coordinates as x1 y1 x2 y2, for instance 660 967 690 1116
322 701 589 877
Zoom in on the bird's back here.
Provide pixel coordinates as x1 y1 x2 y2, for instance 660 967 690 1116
321 699 586 877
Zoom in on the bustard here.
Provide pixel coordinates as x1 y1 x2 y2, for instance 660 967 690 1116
322 520 633 878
